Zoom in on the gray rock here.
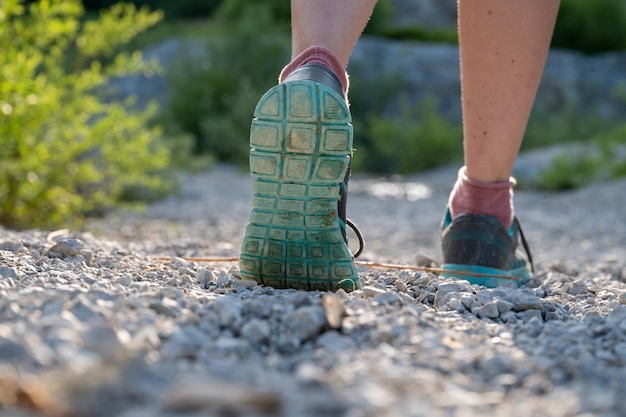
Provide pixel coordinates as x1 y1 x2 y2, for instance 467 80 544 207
523 316 545 338
245 296 273 319
446 298 466 313
216 270 230 287
0 337 30 362
240 319 270 345
374 291 402 305
48 238 85 258
0 266 18 280
316 331 356 352
460 294 475 310
70 297 100 322
478 301 500 320
285 292 312 308
495 298 514 315
362 286 388 298
287 306 326 343
213 297 243 329
509 289 543 312
149 301 178 318
115 275 133 286
42 296 67 317
390 0 456 28
82 325 127 360
434 281 469 308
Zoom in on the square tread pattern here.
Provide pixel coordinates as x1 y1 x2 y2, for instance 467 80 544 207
240 80 360 292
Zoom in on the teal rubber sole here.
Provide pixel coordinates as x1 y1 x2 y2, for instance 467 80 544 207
239 80 360 292
440 263 530 288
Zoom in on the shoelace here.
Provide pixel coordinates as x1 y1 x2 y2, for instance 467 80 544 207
513 217 534 273
346 218 364 258
338 157 364 259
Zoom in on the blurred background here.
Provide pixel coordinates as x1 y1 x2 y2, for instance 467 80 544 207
1 0 625 230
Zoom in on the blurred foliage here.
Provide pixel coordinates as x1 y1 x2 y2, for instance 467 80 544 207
553 0 626 54
352 99 463 174
533 121 626 190
0 0 171 229
163 1 290 162
81 0 222 19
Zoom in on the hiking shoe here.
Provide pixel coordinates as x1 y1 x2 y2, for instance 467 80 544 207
239 64 362 292
440 208 534 287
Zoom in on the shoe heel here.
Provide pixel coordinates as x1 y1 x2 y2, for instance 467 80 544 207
239 80 360 292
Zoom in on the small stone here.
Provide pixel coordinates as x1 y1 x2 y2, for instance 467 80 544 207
434 282 466 307
70 297 100 322
457 294 473 309
501 311 517 324
374 292 402 305
213 297 243 329
495 298 514 315
48 238 85 259
80 249 93 265
232 279 257 289
162 377 282 414
316 331 355 352
116 275 133 286
287 306 326 343
613 342 626 363
510 289 542 312
0 266 18 280
362 286 387 298
275 334 300 354
321 294 345 329
0 241 22 252
42 296 67 317
523 316 544 337
285 292 312 308
395 280 409 293
196 268 216 285
478 301 500 319
618 293 626 305
149 301 178 318
447 298 466 313
0 337 30 362
216 270 230 286
82 325 127 360
241 319 270 345
414 254 438 267
245 296 273 318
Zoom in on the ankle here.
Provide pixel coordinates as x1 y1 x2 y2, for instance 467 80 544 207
279 46 349 100
449 166 515 229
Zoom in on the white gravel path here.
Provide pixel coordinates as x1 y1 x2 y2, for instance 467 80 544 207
1 162 625 417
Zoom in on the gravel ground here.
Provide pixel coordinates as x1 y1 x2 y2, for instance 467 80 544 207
1 162 626 417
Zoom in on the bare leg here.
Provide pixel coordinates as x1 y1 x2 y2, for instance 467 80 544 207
291 0 378 67
459 0 560 182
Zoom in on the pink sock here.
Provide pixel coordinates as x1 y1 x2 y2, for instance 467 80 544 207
449 166 515 229
279 46 349 99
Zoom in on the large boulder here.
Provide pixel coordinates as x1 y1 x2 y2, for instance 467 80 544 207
389 0 457 28
350 37 626 122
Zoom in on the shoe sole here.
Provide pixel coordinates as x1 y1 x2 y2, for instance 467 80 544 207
239 80 360 292
440 263 530 288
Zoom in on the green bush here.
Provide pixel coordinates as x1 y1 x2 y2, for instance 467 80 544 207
164 1 289 163
552 0 626 53
0 0 171 229
82 0 223 19
352 99 463 174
